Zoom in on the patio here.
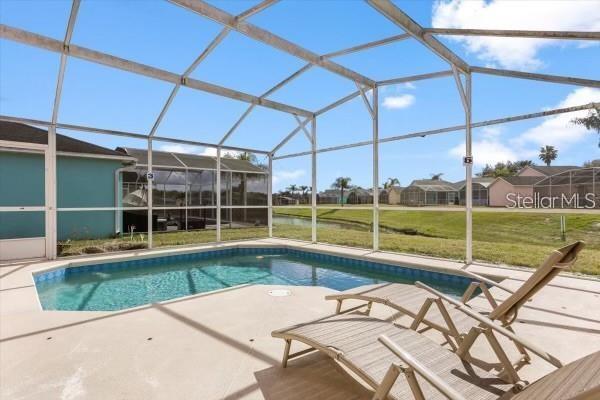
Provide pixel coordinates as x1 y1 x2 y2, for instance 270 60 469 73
2 239 600 399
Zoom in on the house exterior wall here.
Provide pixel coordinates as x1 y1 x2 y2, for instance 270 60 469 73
489 179 534 207
388 189 402 205
57 156 123 240
0 151 46 239
0 152 123 241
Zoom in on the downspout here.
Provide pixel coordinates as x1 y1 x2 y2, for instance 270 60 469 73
114 164 138 236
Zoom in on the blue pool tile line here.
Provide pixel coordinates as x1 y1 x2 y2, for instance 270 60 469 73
33 247 472 286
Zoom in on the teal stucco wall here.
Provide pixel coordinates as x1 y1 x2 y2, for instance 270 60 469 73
0 151 45 239
0 151 123 240
57 156 122 240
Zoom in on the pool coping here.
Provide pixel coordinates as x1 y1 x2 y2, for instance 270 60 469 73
31 241 485 311
22 237 600 313
30 240 508 282
28 239 509 313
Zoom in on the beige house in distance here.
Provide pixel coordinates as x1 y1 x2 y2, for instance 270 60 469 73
387 186 403 205
488 165 581 207
488 176 541 207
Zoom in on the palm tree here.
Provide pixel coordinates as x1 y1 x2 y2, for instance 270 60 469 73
287 184 298 197
299 185 309 203
430 173 444 180
539 145 558 166
236 151 257 163
383 177 400 189
331 177 351 206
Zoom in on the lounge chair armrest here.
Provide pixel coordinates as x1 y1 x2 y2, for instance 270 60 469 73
415 282 563 369
460 270 515 295
378 335 468 400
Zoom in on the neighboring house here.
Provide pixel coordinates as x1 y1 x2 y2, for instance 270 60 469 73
273 196 298 206
0 121 134 259
386 186 404 205
379 188 389 204
346 187 373 204
488 176 542 207
116 148 268 232
318 189 346 205
488 166 586 208
455 177 495 206
399 179 459 206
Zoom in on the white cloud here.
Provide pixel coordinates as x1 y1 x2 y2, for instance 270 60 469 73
273 169 306 185
158 144 195 154
201 147 217 156
432 0 600 69
158 144 221 157
382 94 416 110
450 131 518 167
449 88 600 166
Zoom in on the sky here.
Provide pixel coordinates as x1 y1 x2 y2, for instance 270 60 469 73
1 0 599 192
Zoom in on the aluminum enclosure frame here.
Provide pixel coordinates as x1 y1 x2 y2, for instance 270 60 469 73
0 0 598 262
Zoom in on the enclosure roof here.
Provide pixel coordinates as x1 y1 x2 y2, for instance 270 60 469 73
349 187 373 195
533 167 599 185
117 147 265 173
522 165 581 176
0 121 133 159
454 177 495 190
409 179 458 192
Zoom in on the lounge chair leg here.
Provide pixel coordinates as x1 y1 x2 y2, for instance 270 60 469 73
434 298 462 346
460 282 479 304
410 298 434 331
282 339 291 368
366 301 373 316
404 368 426 400
443 333 458 352
372 364 400 400
505 325 530 363
456 326 480 359
336 299 342 314
483 329 520 383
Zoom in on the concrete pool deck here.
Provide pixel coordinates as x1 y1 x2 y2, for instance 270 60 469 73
1 238 600 399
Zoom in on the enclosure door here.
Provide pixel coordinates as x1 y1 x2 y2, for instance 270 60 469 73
0 141 48 260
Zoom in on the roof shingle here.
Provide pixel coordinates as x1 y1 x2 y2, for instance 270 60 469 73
0 121 132 158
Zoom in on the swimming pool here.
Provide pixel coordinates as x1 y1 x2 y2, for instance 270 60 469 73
34 247 474 311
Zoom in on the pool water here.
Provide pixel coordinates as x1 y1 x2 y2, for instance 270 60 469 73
35 248 473 311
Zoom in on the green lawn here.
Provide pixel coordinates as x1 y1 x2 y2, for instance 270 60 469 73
57 209 599 275
273 208 600 275
58 228 268 257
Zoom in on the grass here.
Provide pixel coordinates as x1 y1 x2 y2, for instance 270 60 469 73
273 208 600 275
57 208 599 275
58 228 268 257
